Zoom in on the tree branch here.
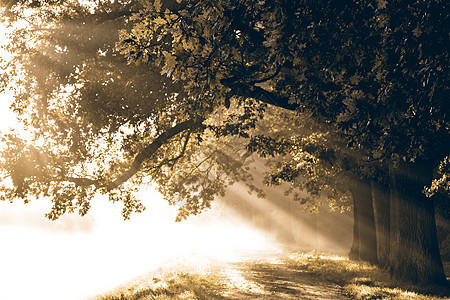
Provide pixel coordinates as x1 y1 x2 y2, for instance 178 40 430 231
247 61 286 85
228 82 299 111
145 129 191 171
107 119 203 191
60 176 100 187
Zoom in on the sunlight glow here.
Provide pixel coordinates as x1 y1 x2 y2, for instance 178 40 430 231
0 14 355 300
0 23 11 60
0 90 18 131
224 182 352 254
0 29 278 297
0 187 279 300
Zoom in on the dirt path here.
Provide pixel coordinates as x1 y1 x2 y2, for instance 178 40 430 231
214 256 348 299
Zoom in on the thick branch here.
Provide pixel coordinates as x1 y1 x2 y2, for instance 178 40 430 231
107 119 203 191
145 130 191 171
248 62 286 85
227 82 299 111
63 176 99 187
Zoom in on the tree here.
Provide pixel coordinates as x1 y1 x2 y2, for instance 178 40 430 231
246 115 378 264
115 0 448 284
1 0 448 284
371 173 391 268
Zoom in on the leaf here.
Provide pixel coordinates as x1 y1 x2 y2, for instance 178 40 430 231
161 50 177 76
349 75 361 85
154 0 162 12
154 17 166 25
412 25 422 38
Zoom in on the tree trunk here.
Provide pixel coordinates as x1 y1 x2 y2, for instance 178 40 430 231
349 178 378 264
348 191 360 260
389 160 446 285
371 179 390 268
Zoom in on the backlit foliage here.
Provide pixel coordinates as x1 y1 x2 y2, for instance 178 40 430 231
0 0 266 219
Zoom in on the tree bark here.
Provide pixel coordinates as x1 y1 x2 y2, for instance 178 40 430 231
389 159 446 285
371 179 390 268
349 178 378 264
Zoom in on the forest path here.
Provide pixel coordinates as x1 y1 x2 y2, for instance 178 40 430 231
212 254 348 299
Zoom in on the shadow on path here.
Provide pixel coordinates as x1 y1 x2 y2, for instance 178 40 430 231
220 259 348 299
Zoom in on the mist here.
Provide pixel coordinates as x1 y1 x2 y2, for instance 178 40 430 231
0 180 353 300
0 188 268 300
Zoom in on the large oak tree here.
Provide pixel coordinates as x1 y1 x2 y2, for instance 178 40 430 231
1 0 448 284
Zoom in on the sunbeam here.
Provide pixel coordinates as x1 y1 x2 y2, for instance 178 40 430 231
221 180 353 255
0 22 280 299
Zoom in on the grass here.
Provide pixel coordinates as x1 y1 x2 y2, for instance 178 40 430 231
285 252 450 300
94 270 227 300
93 252 449 300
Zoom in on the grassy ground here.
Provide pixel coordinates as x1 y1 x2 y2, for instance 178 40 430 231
93 252 450 300
285 252 449 300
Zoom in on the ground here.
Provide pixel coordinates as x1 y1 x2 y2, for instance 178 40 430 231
95 251 450 300
218 257 346 299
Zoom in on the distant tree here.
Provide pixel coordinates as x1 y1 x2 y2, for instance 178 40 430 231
247 112 378 264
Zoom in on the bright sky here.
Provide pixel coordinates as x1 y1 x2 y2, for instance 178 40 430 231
0 23 278 300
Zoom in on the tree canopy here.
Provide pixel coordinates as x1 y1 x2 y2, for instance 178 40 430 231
1 0 448 219
120 0 448 161
116 0 449 213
